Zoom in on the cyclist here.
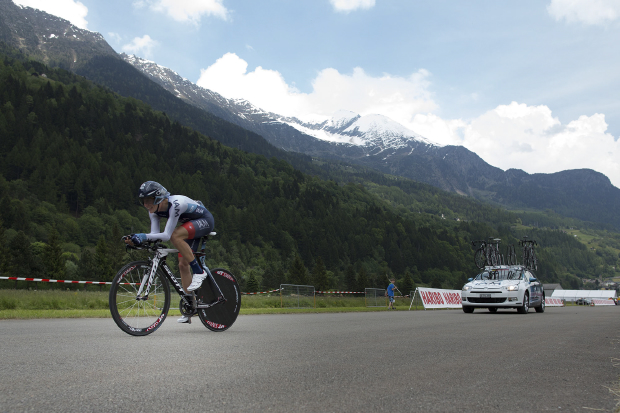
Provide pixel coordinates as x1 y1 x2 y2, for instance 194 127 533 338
125 181 214 323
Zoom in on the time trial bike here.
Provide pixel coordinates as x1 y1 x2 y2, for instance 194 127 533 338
109 232 241 336
519 236 538 271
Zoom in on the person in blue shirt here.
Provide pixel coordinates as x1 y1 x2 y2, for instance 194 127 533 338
387 278 397 310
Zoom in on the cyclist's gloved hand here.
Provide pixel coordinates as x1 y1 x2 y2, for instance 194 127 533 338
130 233 147 246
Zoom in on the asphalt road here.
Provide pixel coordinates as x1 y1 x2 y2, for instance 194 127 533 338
1 306 619 412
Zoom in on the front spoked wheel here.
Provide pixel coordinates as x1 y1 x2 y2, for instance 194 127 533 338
474 248 486 269
196 268 241 332
109 261 170 336
506 245 516 265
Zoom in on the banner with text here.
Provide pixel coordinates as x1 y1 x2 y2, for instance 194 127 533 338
544 298 564 307
417 287 462 309
591 299 615 306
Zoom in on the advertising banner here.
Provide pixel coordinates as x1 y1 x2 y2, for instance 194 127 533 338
417 287 462 309
544 298 564 307
591 299 615 306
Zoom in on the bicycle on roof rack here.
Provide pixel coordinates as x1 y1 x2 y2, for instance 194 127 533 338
471 238 517 269
109 232 241 336
519 236 538 271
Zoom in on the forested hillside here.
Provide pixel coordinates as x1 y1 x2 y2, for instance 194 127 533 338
0 45 614 292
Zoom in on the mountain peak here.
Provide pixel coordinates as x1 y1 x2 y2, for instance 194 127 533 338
330 110 360 128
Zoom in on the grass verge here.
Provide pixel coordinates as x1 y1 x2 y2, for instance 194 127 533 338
0 289 410 319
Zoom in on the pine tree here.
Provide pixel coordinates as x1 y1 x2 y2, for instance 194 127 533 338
357 267 368 291
44 227 65 279
94 236 113 282
9 231 38 278
312 256 329 291
288 254 307 285
344 265 357 292
108 224 126 273
0 220 8 275
261 267 276 290
401 270 414 296
274 266 286 289
246 273 259 293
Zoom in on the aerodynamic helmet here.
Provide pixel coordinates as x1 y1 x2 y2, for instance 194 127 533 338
138 181 170 205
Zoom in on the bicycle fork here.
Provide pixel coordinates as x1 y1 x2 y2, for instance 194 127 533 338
135 256 162 301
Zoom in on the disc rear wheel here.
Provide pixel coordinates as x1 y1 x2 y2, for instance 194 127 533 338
196 268 241 332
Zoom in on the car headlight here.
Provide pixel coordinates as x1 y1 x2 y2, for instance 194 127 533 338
505 285 519 291
462 285 473 291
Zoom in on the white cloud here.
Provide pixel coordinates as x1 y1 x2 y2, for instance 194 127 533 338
122 35 158 59
417 102 620 187
137 0 229 23
107 32 123 44
196 53 620 188
13 0 88 29
547 0 620 25
197 52 437 120
330 0 375 13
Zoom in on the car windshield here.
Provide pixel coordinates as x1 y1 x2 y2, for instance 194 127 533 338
475 269 524 281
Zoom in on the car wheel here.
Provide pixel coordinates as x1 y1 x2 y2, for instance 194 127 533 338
488 307 498 313
517 292 529 314
535 296 545 313
462 306 474 313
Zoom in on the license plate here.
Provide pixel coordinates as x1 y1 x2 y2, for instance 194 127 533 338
481 294 491 298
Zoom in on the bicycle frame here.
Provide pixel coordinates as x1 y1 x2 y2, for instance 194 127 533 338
135 245 226 311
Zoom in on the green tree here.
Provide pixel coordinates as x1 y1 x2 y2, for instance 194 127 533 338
312 256 329 291
94 236 114 282
43 227 65 279
78 248 96 281
261 267 276 290
9 231 42 278
400 271 414 296
246 272 259 293
0 220 8 274
108 224 127 272
274 266 286 289
344 265 357 291
357 267 368 291
288 254 307 285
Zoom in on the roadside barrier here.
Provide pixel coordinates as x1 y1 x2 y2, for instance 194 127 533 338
1 276 113 285
242 289 280 295
591 299 615 306
545 298 564 306
0 278 344 296
410 287 462 310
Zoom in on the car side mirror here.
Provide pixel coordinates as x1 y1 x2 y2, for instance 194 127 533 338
468 278 473 282
529 277 537 283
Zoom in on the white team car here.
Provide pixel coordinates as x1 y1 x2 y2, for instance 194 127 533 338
461 265 545 314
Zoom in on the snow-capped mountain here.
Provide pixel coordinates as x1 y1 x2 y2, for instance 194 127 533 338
279 110 435 149
0 0 115 69
121 54 438 164
5 0 619 229
119 54 620 226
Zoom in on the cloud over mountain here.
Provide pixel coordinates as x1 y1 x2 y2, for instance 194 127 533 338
196 52 620 187
547 0 620 25
122 34 158 59
133 0 229 23
330 0 375 13
196 52 437 122
13 0 88 29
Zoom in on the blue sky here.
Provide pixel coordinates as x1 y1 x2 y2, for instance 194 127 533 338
13 0 620 187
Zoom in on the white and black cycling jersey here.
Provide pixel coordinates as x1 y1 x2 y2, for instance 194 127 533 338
145 195 210 242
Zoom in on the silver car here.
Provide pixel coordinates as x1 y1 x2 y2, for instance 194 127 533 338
461 265 545 314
